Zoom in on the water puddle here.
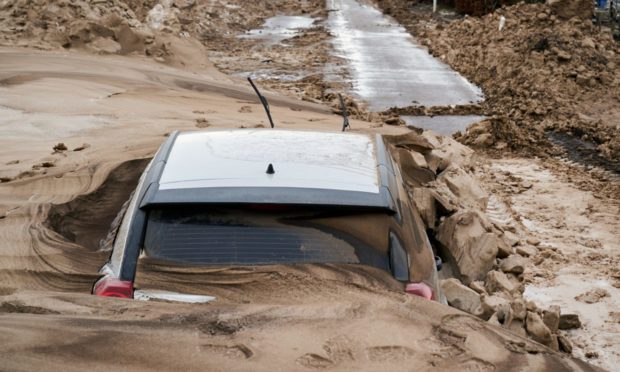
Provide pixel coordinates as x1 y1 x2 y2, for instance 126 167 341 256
326 0 483 111
402 115 486 136
239 15 317 45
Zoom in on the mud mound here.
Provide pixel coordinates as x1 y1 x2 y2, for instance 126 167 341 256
46 159 148 251
375 1 620 169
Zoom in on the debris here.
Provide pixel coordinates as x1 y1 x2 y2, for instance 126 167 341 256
195 118 210 128
557 334 573 354
468 281 487 295
480 294 510 320
499 255 527 275
437 166 488 210
436 210 499 284
53 143 68 152
485 270 516 294
510 298 527 321
526 311 553 347
73 143 91 152
559 314 582 330
440 278 483 316
516 245 538 258
575 288 610 304
543 306 561 333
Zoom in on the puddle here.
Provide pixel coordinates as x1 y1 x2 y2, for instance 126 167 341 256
239 15 316 45
402 115 486 136
326 0 483 111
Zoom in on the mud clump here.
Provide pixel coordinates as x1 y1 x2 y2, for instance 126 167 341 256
387 130 579 354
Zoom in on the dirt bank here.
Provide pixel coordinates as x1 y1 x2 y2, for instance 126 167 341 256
375 0 620 177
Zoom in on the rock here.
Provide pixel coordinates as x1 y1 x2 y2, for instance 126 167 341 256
428 183 459 215
525 238 541 246
485 270 515 294
511 298 527 320
556 49 572 61
543 305 560 333
396 149 435 186
581 37 595 49
469 281 487 295
503 230 520 247
488 312 501 326
88 37 121 54
508 319 527 337
559 314 582 330
437 166 488 210
422 131 474 171
558 334 573 354
386 132 434 154
441 278 483 316
472 133 494 147
412 187 436 229
516 245 538 257
526 300 539 312
436 210 499 284
495 233 513 259
384 116 403 126
499 255 527 275
73 143 91 151
496 302 514 327
585 349 599 359
410 151 429 169
481 294 510 320
575 288 609 304
53 143 67 152
526 311 553 347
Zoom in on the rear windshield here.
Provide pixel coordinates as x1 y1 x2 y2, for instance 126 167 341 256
143 206 389 270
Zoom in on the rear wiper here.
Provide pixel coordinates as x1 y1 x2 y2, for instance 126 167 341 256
247 77 275 128
339 93 350 132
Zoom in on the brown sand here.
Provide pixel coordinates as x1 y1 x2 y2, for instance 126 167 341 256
0 46 602 371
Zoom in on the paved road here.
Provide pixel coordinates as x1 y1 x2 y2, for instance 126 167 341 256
327 0 483 111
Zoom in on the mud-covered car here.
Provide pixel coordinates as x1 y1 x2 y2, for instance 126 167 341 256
93 129 441 300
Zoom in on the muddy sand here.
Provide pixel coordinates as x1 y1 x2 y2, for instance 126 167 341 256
0 47 602 371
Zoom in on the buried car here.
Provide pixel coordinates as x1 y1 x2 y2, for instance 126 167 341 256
93 129 441 301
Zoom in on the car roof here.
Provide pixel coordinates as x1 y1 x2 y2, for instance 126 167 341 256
138 129 398 210
158 129 379 193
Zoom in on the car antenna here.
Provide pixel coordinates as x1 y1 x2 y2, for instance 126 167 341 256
338 93 350 132
247 77 275 128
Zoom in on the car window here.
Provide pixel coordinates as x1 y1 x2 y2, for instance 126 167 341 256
143 206 391 270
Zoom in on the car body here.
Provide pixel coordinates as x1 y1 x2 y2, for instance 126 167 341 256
93 129 440 300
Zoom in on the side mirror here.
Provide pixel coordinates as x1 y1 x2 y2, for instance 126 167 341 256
389 233 410 281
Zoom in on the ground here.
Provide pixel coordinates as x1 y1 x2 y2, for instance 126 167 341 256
0 0 618 370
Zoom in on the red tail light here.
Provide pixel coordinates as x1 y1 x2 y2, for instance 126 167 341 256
93 277 134 298
405 282 433 300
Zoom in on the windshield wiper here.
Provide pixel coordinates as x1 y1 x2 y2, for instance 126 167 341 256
248 77 275 128
339 93 350 132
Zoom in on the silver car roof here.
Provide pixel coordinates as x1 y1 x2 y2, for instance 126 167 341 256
159 130 380 193
138 129 398 210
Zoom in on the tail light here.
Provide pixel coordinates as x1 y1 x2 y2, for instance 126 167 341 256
93 277 134 298
405 282 433 301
